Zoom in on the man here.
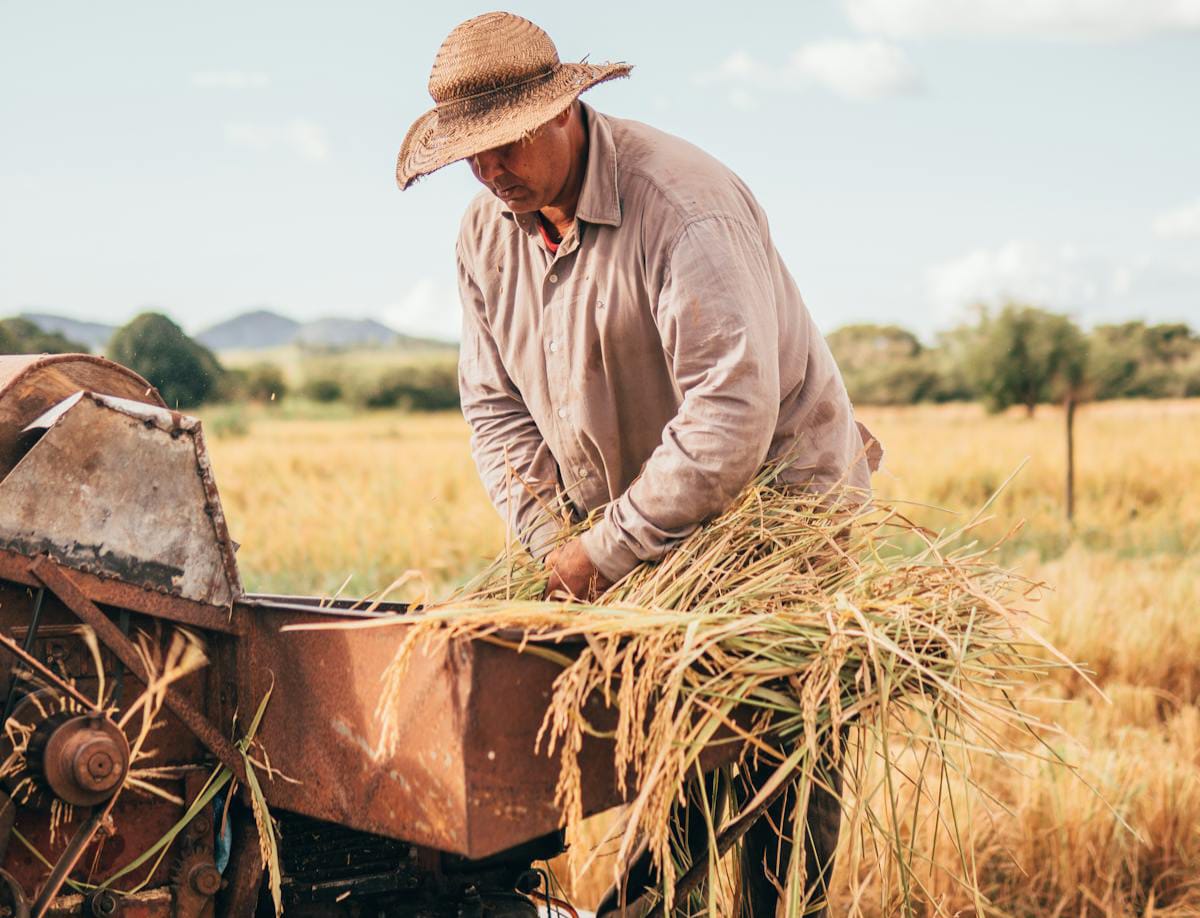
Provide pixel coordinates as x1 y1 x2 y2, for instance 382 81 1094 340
398 12 878 915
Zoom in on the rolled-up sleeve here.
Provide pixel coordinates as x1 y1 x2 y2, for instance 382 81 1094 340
579 217 784 581
457 247 564 559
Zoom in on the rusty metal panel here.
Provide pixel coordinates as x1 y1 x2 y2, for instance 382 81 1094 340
0 354 164 481
7 793 188 898
245 608 472 853
245 606 691 860
0 549 244 635
0 393 241 606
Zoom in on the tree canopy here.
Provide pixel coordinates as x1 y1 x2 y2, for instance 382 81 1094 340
1089 321 1199 399
0 318 88 355
826 324 942 405
826 307 1200 411
965 305 1089 415
107 313 225 408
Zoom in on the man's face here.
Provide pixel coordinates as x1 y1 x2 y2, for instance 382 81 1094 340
467 108 573 213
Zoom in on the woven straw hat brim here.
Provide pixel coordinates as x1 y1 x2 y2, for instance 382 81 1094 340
396 61 631 190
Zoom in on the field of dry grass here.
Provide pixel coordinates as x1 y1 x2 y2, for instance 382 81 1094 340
203 398 1198 916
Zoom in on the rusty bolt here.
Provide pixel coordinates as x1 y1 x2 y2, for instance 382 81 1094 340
89 890 120 916
186 818 209 841
72 736 122 793
187 863 222 897
515 871 541 895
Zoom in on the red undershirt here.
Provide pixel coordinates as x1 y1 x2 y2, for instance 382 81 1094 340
537 214 561 254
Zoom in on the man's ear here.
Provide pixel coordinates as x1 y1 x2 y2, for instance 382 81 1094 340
554 103 575 128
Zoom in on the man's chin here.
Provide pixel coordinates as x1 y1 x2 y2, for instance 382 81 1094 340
496 190 538 212
506 200 540 214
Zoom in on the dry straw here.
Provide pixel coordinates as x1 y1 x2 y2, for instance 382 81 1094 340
367 467 1076 916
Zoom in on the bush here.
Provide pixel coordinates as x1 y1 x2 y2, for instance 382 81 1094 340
108 313 225 408
348 361 460 411
231 363 288 403
301 375 344 403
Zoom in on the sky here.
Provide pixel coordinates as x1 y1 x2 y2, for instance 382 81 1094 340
2 0 1199 342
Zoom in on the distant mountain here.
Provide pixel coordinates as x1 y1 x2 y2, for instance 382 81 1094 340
293 318 401 348
19 313 116 351
13 309 455 355
197 310 455 352
196 310 300 351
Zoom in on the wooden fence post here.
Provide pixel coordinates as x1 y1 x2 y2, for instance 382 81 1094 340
1065 394 1076 524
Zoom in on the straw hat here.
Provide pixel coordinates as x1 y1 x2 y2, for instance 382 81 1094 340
396 12 631 189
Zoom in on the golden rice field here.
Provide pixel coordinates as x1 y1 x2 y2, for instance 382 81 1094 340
204 399 1199 916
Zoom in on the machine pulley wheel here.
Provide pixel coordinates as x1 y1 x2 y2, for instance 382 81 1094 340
41 714 130 808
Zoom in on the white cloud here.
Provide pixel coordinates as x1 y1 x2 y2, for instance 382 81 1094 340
789 39 921 101
725 88 762 111
1153 198 1200 239
928 241 1102 319
926 240 1199 327
845 0 1200 40
697 39 920 104
223 119 330 162
381 278 462 342
191 70 270 89
708 50 773 85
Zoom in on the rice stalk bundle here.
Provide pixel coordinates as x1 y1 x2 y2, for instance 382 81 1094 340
371 470 1074 916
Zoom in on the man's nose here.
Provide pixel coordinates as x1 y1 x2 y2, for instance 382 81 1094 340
471 149 504 183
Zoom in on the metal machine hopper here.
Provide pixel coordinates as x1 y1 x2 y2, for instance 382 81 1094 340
0 355 662 916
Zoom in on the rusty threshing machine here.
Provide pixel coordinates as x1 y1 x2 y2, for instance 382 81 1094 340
0 354 650 917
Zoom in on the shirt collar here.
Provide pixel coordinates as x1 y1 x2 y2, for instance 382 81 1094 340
574 103 622 228
502 102 622 234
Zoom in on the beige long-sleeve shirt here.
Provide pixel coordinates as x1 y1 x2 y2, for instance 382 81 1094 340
456 103 876 582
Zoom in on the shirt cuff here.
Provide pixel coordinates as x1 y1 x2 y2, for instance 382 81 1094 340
579 517 643 583
521 513 564 562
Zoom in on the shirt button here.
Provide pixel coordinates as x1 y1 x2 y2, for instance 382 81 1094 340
579 469 590 479
548 340 559 353
549 273 558 283
557 407 567 418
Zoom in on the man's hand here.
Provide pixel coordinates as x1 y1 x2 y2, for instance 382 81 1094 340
544 539 613 601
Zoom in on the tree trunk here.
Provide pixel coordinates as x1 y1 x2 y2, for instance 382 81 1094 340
1065 394 1076 524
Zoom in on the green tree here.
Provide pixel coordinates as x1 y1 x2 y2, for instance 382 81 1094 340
826 324 941 405
1088 321 1198 399
924 324 980 402
108 313 225 408
0 317 87 355
966 304 1088 416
